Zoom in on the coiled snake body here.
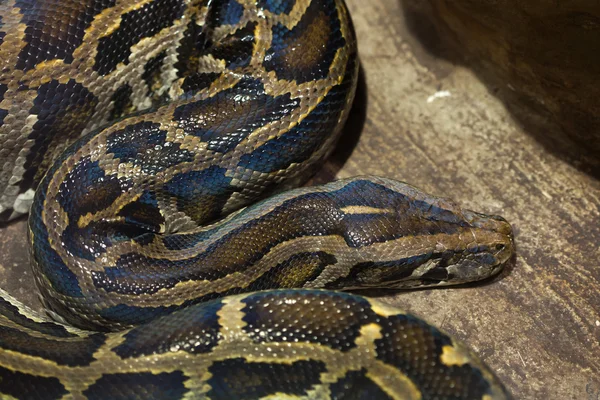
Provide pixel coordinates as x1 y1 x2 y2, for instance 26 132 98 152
0 0 514 398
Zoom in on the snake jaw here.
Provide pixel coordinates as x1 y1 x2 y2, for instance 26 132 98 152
442 211 514 284
385 209 514 289
463 209 515 265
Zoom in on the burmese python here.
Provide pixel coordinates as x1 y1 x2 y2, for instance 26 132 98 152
0 0 515 398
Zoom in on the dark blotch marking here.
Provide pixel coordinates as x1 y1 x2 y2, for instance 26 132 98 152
264 0 345 82
109 84 134 121
15 0 117 70
83 371 188 400
114 298 223 358
242 290 379 351
29 194 84 298
375 314 497 399
90 247 233 296
61 194 161 260
173 78 299 153
0 325 106 366
56 156 135 261
106 121 194 174
0 297 75 338
212 0 245 26
95 0 186 75
325 254 444 289
92 252 186 296
57 156 127 221
238 54 355 173
201 21 256 70
180 72 222 94
207 358 326 399
174 19 210 81
89 189 340 297
160 165 234 223
106 121 165 159
329 369 393 400
247 251 337 289
60 220 145 262
117 191 165 236
22 79 98 192
176 2 251 80
96 290 238 328
142 51 167 96
258 0 296 15
420 261 451 283
0 366 66 400
98 302 179 328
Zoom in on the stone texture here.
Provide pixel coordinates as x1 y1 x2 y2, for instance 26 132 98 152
0 1 598 399
402 0 600 165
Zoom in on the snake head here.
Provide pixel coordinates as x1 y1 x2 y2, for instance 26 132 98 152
401 210 515 288
321 177 515 290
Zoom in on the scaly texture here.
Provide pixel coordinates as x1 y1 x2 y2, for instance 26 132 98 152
0 288 511 399
0 0 514 398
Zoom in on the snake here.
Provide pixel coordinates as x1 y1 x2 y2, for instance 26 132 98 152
0 0 516 398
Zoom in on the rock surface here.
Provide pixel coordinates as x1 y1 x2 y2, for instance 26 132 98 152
403 0 600 161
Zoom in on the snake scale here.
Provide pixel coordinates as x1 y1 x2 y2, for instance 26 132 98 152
0 0 516 398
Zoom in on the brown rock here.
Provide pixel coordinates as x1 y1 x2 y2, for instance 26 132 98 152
403 0 600 167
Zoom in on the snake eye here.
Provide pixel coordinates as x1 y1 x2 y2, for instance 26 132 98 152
495 244 506 251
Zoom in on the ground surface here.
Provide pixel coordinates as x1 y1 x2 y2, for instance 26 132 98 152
1 1 599 399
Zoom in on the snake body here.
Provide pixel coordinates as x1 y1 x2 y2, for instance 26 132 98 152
0 0 515 398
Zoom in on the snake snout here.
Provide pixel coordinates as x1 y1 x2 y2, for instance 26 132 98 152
462 210 515 268
486 216 514 267
463 210 512 235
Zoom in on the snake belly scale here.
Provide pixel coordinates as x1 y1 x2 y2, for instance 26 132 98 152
0 0 515 399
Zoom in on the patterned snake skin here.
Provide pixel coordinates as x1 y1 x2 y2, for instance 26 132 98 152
0 0 515 398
